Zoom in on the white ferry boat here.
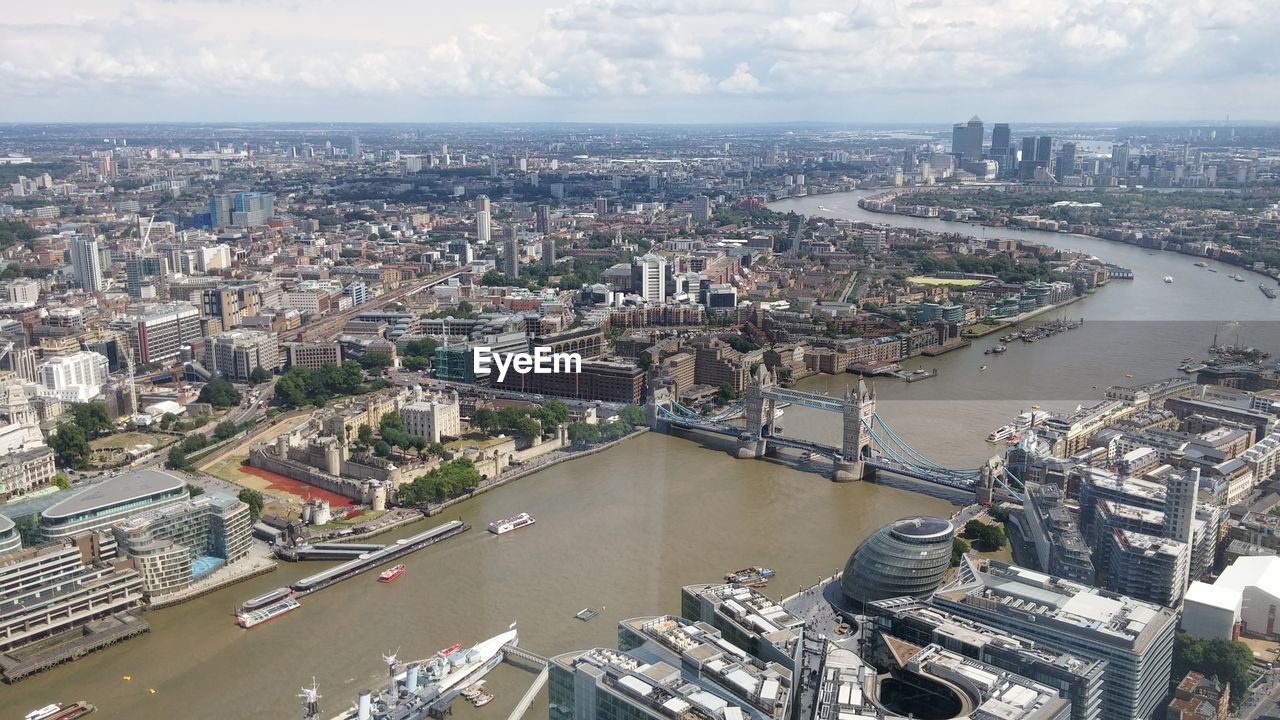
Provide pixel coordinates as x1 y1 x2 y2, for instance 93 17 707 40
488 512 536 535
986 425 1015 443
1012 410 1051 429
236 595 300 628
1163 276 1174 283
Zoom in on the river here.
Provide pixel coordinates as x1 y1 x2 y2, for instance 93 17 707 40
5 188 1278 719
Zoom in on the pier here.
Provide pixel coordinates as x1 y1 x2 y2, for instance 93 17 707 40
289 521 469 595
501 644 549 720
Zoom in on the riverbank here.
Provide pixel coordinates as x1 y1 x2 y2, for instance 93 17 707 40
424 428 648 517
961 293 1088 338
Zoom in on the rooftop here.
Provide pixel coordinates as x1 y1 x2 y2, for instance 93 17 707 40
42 469 186 520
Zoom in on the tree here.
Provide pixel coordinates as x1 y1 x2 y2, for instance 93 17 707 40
69 402 113 439
379 412 405 436
357 424 374 447
186 483 206 497
167 446 188 470
199 378 242 409
471 408 496 432
951 537 970 567
358 352 393 372
52 473 71 490
716 382 739 403
49 424 92 469
248 366 272 385
213 420 242 441
963 520 1007 552
396 459 481 504
512 416 542 441
1173 633 1254 705
238 489 265 519
374 440 392 457
568 422 601 447
617 405 646 428
538 399 569 427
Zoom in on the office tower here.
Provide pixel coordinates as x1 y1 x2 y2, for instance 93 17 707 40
990 123 1011 160
488 157 498 177
1112 143 1131 177
595 197 609 216
542 237 556 268
503 225 520 278
475 210 490 245
118 303 203 364
535 204 550 234
349 135 361 160
1055 142 1077 178
204 330 280 382
1021 137 1038 163
208 192 275 228
1036 136 1053 164
69 234 104 293
934 558 1178 720
126 255 168 299
631 254 667 304
952 116 983 161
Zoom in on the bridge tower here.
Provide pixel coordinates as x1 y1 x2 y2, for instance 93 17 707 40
647 385 673 433
834 379 876 482
737 364 774 459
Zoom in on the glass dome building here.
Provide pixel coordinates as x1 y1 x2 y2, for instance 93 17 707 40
840 515 956 605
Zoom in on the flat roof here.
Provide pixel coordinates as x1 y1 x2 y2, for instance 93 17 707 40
0 514 13 534
42 469 186 520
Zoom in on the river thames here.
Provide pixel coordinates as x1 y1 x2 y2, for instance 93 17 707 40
5 188 1278 719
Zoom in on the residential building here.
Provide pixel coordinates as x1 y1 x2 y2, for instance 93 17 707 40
1166 671 1229 720
204 330 279 382
111 492 251 598
37 350 109 402
209 191 275 228
69 234 104 293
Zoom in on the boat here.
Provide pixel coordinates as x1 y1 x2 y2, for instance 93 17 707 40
23 704 95 720
575 608 599 621
1208 268 1218 272
986 425 1015 443
462 682 486 701
1261 284 1276 299
488 512 535 535
1163 276 1174 283
1195 261 1208 267
378 564 406 583
236 596 300 628
472 691 495 707
990 345 1006 354
240 587 292 611
1229 274 1244 281
979 365 988 372
725 567 775 585
330 629 519 719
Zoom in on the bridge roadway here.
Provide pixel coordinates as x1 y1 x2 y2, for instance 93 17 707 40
761 386 845 413
659 409 976 491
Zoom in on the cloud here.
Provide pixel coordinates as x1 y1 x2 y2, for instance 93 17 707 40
718 63 762 94
0 0 1274 122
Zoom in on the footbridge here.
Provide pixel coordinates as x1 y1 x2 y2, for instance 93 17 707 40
649 366 1024 502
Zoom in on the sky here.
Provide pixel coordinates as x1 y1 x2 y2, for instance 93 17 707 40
1 0 1276 124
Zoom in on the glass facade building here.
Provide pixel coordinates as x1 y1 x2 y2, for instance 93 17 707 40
840 516 955 605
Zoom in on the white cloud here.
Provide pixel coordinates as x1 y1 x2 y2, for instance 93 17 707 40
0 0 1274 121
718 63 762 94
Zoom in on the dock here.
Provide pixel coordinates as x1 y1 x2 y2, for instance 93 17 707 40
0 613 149 683
275 542 385 562
289 520 469 595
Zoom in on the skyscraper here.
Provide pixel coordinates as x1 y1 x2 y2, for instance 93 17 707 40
1036 136 1053 164
348 135 361 160
502 225 520 278
70 235 104 293
595 197 609 216
1021 136 1037 163
951 116 983 161
1112 142 1131 177
542 237 556 268
631 254 667 304
475 195 490 214
475 210 490 245
990 123 1011 160
535 204 551 234
1055 142 1077 178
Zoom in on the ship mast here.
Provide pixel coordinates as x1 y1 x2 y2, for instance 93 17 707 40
299 678 321 720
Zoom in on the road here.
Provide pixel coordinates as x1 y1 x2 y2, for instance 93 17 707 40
1236 668 1280 720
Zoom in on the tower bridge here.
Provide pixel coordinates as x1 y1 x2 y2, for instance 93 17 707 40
648 366 1025 502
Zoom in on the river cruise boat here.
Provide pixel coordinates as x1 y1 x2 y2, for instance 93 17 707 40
237 596 300 628
24 704 95 720
488 512 536 535
378 564 406 583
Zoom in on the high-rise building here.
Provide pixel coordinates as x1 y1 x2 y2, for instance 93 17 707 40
542 237 556 268
475 195 490 214
1112 142 1131 177
1021 136 1038 163
535 204 551 234
1055 142 1077 179
502 225 520 278
475 210 491 245
1036 136 1054 164
991 123 1011 160
208 192 275 228
204 330 280 382
111 492 252 598
37 350 109 403
69 234 104 293
349 135 361 160
115 302 203 364
125 255 168 299
595 196 609 216
631 253 667 304
934 558 1178 720
951 116 984 161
